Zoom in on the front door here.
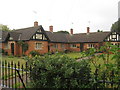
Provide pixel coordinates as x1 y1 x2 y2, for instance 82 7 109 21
11 43 14 55
48 45 50 52
80 43 84 52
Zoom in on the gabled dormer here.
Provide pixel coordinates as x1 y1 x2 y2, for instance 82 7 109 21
104 31 120 42
31 28 48 40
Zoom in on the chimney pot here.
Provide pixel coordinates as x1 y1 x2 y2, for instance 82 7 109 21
49 25 53 32
34 21 38 27
87 27 90 33
70 28 73 34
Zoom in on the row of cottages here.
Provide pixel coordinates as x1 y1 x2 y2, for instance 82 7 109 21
1 21 120 56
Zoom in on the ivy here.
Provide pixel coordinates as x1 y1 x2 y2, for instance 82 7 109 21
17 41 28 55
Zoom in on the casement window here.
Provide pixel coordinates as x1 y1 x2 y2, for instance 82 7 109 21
112 35 116 39
61 44 64 48
88 44 94 48
32 34 47 40
112 43 120 48
70 44 77 48
9 37 13 40
35 43 42 49
53 44 58 49
36 34 42 39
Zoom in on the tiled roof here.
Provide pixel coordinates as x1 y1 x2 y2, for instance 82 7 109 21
45 31 110 43
45 31 69 42
12 26 40 40
0 31 9 42
67 32 110 43
1 25 111 43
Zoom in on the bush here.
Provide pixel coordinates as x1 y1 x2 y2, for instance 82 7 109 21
0 48 4 54
29 51 40 57
28 54 91 88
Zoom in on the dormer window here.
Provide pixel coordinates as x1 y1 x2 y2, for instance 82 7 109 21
9 37 13 40
112 35 116 39
36 34 42 39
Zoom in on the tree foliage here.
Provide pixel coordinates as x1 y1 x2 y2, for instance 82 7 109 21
111 20 120 32
97 30 103 32
0 24 11 31
56 30 69 34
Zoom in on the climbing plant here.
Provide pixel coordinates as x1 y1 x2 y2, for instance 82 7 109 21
17 41 28 55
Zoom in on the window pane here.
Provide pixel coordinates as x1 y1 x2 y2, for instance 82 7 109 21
36 34 42 39
35 43 42 49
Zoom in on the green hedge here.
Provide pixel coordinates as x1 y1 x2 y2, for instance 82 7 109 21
28 54 91 88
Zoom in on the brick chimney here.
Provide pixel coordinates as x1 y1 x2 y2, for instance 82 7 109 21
34 21 38 27
87 27 90 33
49 25 53 32
70 28 73 34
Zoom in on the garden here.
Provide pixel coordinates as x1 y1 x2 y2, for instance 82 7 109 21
0 42 120 89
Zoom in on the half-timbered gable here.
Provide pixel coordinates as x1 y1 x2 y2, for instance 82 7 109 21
105 31 120 42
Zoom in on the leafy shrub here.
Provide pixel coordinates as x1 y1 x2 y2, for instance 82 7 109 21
28 54 91 88
0 48 4 54
29 51 40 57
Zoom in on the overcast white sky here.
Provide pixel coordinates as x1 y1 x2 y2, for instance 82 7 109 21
0 0 119 33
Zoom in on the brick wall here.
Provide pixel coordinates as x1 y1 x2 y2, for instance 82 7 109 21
83 43 100 51
68 43 80 52
49 43 67 52
25 41 48 55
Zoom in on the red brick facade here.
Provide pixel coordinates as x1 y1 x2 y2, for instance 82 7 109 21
1 41 120 56
1 23 120 56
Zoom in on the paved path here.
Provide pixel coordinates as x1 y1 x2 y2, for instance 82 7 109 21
76 53 101 62
0 86 2 90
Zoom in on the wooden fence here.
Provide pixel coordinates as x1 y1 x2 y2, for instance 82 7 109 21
0 60 120 89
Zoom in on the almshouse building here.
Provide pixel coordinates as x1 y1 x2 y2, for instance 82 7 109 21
1 21 120 56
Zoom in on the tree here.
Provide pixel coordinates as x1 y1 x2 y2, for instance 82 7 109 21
0 24 11 31
56 30 69 34
111 19 120 33
97 30 103 32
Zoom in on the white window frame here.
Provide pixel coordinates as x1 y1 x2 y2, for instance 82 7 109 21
35 43 42 49
9 37 13 40
88 44 94 48
70 44 77 48
36 34 42 39
53 44 58 49
61 44 64 48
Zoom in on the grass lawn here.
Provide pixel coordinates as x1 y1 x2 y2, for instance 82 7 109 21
0 52 116 72
88 54 116 72
0 55 26 65
65 52 83 59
